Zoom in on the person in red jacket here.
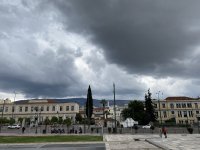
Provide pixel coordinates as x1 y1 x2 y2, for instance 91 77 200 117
162 126 167 138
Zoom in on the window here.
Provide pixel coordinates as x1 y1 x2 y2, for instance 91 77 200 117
171 111 174 115
154 104 157 108
155 112 158 117
195 103 198 109
183 111 187 117
187 103 192 108
182 103 186 108
46 106 49 111
196 111 199 114
5 107 8 112
163 111 167 118
176 103 181 108
170 103 174 108
31 106 34 112
71 106 74 111
189 111 193 117
52 106 55 111
12 106 15 112
178 111 182 117
66 106 69 111
162 103 165 108
41 106 44 111
60 106 63 111
19 106 22 112
25 106 28 112
34 106 38 111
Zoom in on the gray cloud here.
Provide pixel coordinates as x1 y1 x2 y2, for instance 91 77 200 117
52 0 200 78
1 0 200 100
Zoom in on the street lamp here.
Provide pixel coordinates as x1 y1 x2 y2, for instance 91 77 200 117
34 107 39 134
156 91 162 126
11 91 17 119
113 83 117 133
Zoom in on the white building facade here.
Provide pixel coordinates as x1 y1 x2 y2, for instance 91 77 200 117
0 99 79 123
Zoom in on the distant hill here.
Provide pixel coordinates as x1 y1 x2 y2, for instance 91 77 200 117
16 98 132 107
55 98 132 107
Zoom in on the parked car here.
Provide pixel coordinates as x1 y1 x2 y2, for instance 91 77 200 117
142 124 151 129
7 124 21 129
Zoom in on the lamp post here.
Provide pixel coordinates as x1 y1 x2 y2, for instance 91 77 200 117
156 91 162 126
11 91 17 119
35 107 38 134
113 83 117 133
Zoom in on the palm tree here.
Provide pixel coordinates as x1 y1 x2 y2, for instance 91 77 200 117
100 99 107 127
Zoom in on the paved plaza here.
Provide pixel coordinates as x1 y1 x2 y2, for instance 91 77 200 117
1 133 200 149
104 134 200 150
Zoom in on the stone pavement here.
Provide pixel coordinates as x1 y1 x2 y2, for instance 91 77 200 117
147 134 200 150
104 134 162 150
104 134 200 150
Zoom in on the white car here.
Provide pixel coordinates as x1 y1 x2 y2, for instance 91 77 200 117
142 124 151 129
7 124 21 129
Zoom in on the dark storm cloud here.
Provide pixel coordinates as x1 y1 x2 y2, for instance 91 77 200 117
0 47 86 98
1 0 200 99
52 0 200 78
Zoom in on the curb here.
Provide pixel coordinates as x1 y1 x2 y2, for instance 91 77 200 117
145 139 170 150
0 141 105 146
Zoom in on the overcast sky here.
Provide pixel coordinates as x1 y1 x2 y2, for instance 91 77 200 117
1 0 200 101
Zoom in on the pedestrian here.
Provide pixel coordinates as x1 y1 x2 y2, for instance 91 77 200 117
162 126 167 138
22 126 25 134
79 127 82 134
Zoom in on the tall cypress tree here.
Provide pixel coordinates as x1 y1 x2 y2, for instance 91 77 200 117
144 89 157 124
85 85 93 125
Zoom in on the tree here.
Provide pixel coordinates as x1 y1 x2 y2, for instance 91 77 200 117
100 99 107 127
0 117 9 125
121 108 131 120
85 85 93 126
9 118 15 125
44 117 50 132
121 100 145 124
63 117 72 133
75 113 83 123
144 89 157 124
25 118 30 125
44 117 50 125
18 117 23 124
51 116 58 124
58 117 63 124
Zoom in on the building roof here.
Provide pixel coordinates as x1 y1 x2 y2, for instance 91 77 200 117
165 96 196 101
14 99 78 105
93 107 109 111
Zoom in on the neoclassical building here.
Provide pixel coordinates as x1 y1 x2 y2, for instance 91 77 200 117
154 96 200 125
0 99 79 124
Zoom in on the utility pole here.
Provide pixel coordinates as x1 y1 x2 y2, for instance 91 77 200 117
11 91 17 119
156 91 162 126
113 83 117 133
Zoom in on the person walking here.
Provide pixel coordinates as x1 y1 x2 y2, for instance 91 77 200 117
162 126 167 138
22 126 25 134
